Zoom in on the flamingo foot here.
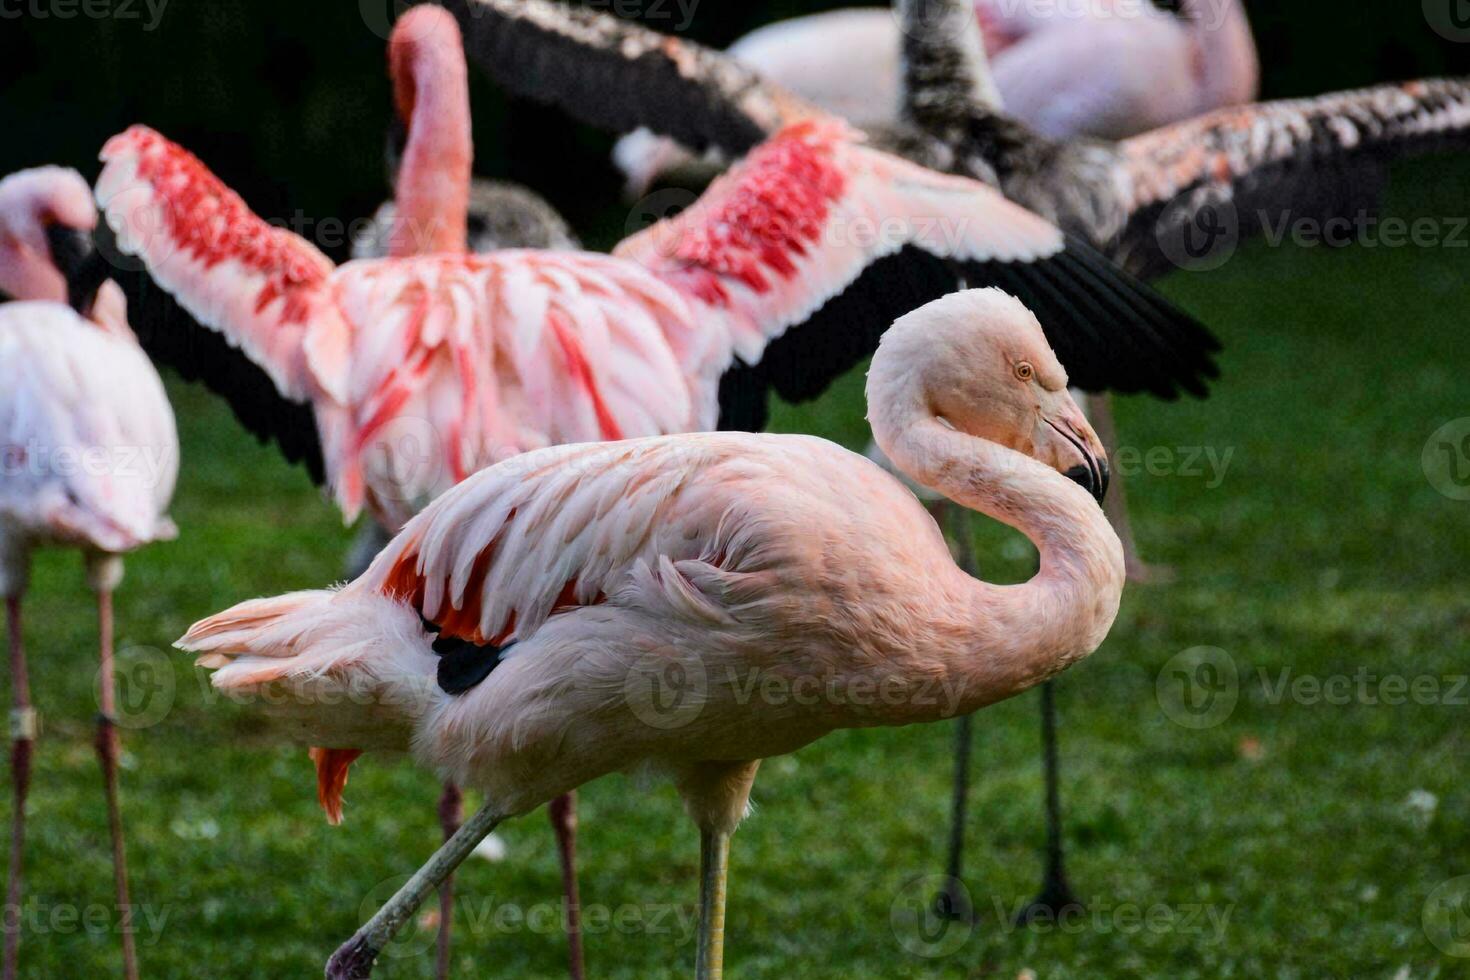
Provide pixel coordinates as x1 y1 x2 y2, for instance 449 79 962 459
1012 871 1083 925
325 934 378 980
931 879 974 924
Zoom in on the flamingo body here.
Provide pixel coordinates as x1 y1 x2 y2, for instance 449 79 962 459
0 165 176 980
182 286 1123 820
0 302 178 581
181 288 1125 976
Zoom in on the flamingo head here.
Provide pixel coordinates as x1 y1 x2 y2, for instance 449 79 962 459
873 288 1110 503
0 166 104 310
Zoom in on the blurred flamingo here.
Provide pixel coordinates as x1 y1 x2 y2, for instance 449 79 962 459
0 166 178 980
612 0 1258 196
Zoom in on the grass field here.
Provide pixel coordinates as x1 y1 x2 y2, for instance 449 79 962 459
5 158 1470 978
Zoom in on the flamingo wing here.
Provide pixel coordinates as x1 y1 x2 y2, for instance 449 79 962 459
95 125 344 483
1114 79 1470 278
620 121 1219 427
360 434 773 656
443 0 821 160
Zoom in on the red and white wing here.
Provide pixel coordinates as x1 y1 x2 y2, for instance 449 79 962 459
323 251 703 527
359 435 758 647
96 125 351 405
617 120 1217 415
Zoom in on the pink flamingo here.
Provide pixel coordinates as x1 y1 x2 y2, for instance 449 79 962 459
0 167 179 980
95 66 1207 980
357 13 588 978
178 287 1124 978
613 0 1258 196
456 0 1470 920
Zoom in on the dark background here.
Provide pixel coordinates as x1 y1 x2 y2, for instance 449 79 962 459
2 0 1468 252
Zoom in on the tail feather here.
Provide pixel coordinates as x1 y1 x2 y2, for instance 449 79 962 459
178 587 442 819
309 747 364 826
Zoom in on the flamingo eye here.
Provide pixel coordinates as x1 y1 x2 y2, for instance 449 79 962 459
1014 361 1035 382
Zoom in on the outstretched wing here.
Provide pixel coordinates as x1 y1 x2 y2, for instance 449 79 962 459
1115 79 1470 278
619 121 1218 428
443 0 818 159
95 126 346 482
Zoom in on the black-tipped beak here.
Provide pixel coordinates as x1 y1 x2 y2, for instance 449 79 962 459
44 223 109 317
1064 456 1110 504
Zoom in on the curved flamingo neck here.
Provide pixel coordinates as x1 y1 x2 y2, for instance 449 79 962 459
868 375 1124 717
388 9 472 257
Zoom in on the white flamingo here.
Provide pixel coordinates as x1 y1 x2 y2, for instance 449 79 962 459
178 287 1124 979
612 0 1258 196
0 167 178 980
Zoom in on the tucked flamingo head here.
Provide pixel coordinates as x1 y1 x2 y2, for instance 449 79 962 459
0 166 98 304
868 288 1110 502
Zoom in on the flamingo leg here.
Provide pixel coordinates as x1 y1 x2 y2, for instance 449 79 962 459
547 791 585 980
4 595 33 980
94 588 139 980
435 781 462 980
1086 393 1172 584
327 801 504 980
937 504 978 922
937 713 975 921
694 829 730 980
1015 679 1081 923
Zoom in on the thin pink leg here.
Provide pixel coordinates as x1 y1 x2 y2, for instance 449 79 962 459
435 781 462 980
95 590 139 980
548 792 584 980
4 595 31 980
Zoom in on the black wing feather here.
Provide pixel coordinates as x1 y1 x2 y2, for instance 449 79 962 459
98 223 326 484
720 237 1220 427
443 0 793 159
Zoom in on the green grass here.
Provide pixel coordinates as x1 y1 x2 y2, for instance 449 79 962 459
6 159 1470 978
